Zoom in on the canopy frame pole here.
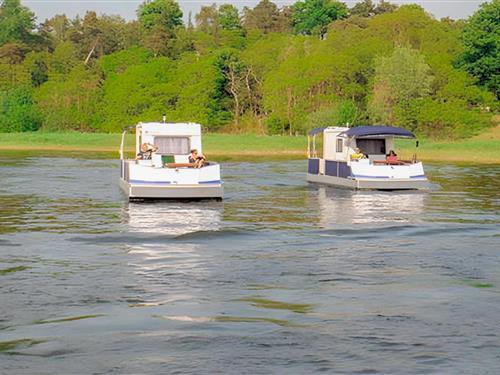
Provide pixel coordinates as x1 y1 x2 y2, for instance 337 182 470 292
313 135 317 158
119 130 127 160
307 135 311 158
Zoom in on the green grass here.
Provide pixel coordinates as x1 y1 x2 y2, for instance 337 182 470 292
396 138 500 164
0 132 125 150
0 128 499 163
0 132 307 160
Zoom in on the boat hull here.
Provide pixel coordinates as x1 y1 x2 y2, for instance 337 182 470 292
307 173 429 190
120 179 223 200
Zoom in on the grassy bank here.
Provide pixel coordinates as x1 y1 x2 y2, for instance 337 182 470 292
397 126 500 164
0 128 499 163
0 132 307 160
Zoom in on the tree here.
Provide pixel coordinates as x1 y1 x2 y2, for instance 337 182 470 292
197 4 241 33
457 0 500 97
138 0 183 57
35 65 102 131
23 51 50 87
49 41 79 76
0 43 28 64
98 53 228 131
195 4 220 36
305 100 360 130
41 14 70 44
138 0 183 32
243 0 290 33
0 87 41 132
369 46 433 128
0 0 37 45
374 0 398 15
292 0 348 37
214 51 246 128
99 47 152 76
219 4 242 30
350 0 375 18
415 97 491 139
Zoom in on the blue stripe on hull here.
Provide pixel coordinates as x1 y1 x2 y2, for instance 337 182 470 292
129 180 171 185
352 175 427 179
199 180 222 184
128 180 222 185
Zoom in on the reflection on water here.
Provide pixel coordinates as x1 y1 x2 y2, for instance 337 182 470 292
0 157 499 374
125 202 222 235
123 202 223 308
315 187 426 225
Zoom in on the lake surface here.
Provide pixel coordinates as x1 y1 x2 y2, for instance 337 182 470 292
0 156 499 374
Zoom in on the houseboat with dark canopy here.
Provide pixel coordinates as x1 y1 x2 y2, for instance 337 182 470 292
307 125 429 190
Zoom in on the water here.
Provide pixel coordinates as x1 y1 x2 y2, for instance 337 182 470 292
0 156 499 374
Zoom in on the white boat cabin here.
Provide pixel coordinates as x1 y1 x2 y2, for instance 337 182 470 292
119 122 223 200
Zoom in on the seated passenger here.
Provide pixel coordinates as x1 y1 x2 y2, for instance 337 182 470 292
189 149 206 168
350 148 367 161
386 150 398 164
136 143 158 160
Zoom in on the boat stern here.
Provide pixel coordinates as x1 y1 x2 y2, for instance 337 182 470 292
120 160 223 200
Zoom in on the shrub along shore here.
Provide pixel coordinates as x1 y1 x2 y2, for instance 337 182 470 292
0 129 499 164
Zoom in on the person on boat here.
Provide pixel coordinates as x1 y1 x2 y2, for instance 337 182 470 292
351 148 367 161
386 150 398 164
189 149 206 168
136 143 158 160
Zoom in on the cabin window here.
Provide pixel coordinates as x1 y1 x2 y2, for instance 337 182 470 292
356 139 386 155
154 136 190 155
336 138 343 153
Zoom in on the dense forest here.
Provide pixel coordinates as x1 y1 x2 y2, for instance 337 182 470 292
0 0 498 138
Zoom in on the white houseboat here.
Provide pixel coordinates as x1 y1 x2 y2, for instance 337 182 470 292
119 122 223 200
307 125 428 190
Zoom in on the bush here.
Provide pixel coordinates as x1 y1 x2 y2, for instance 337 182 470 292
0 87 41 132
415 98 492 139
305 100 361 131
266 116 288 135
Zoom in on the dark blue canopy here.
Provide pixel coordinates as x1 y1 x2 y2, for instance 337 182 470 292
340 126 415 138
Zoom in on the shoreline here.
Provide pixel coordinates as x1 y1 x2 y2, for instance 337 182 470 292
1 145 499 164
0 129 499 164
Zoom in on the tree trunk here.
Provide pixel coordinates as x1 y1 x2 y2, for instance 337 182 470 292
228 63 240 128
286 87 294 136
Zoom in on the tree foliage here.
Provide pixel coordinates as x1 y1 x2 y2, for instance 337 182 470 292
243 0 292 33
457 0 499 97
0 86 41 131
0 0 496 139
35 65 102 131
292 0 348 37
138 0 183 56
138 0 182 31
370 46 433 128
0 0 37 45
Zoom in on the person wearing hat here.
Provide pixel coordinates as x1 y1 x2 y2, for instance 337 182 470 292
136 143 158 160
188 149 206 168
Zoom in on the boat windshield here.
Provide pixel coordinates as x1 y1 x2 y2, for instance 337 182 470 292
356 139 386 155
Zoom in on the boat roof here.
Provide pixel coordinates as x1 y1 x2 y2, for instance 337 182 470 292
340 126 415 138
138 122 201 136
309 125 415 138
